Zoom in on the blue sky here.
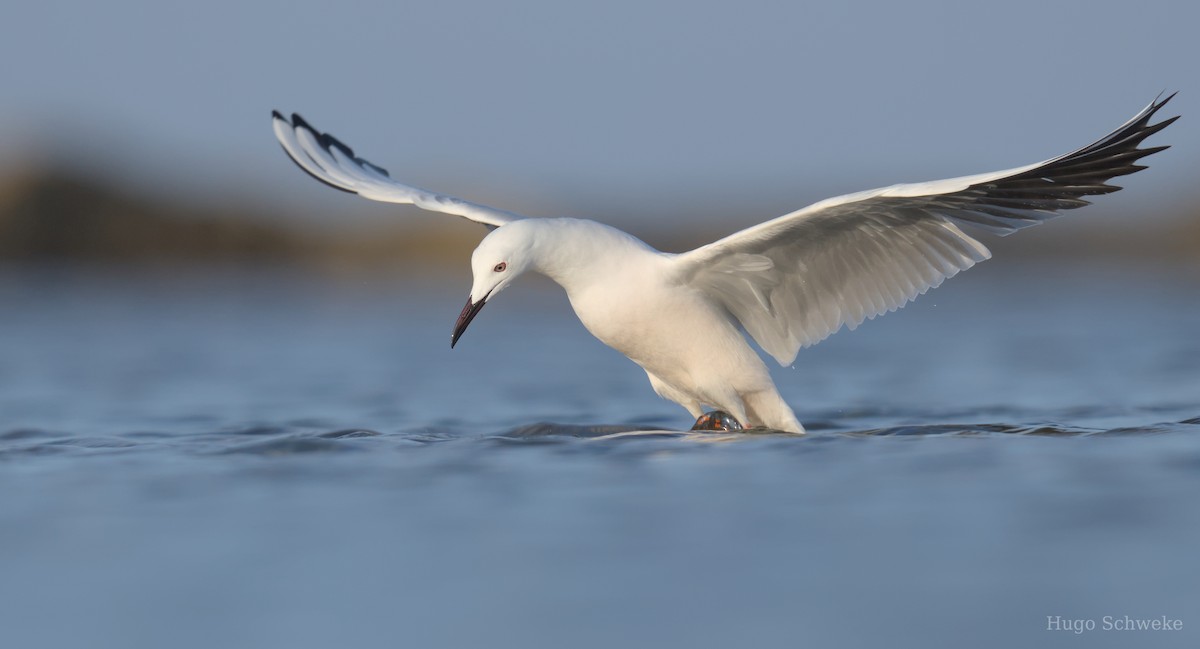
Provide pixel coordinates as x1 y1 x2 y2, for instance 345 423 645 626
0 0 1194 232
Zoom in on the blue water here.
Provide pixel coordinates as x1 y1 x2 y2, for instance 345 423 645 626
2 262 1199 648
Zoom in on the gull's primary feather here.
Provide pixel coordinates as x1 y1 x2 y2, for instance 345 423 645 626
271 111 522 229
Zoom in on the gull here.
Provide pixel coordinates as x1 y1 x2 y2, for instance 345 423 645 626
272 94 1177 434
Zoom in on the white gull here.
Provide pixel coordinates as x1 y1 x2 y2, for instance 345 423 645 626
272 94 1177 434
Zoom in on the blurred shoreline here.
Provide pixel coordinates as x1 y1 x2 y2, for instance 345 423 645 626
3 167 1198 273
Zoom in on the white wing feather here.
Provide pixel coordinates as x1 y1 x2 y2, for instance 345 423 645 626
673 94 1178 366
272 112 523 229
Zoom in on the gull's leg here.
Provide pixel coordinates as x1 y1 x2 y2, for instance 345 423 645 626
742 389 805 434
646 371 706 426
644 371 748 432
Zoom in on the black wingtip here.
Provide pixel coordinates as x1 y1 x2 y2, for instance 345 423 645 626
272 111 395 193
321 132 356 159
273 112 357 195
1148 91 1179 118
291 113 314 133
1155 114 1181 131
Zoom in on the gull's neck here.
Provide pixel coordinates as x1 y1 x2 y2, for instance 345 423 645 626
524 218 662 295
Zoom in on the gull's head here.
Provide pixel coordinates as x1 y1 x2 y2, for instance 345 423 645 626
451 223 535 348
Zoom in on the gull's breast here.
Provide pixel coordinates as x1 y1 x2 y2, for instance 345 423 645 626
566 270 746 375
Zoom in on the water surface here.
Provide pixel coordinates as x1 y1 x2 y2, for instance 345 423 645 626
1 262 1198 648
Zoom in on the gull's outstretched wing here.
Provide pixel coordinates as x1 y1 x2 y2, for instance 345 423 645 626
673 94 1178 366
272 111 523 229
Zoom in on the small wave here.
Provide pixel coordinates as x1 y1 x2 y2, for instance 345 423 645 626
497 422 645 439
215 435 364 456
0 428 63 441
317 429 383 439
46 437 140 448
849 423 1096 437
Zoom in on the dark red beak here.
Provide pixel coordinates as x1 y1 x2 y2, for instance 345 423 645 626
451 294 488 348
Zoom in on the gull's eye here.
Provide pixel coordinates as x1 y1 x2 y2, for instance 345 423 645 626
493 262 507 272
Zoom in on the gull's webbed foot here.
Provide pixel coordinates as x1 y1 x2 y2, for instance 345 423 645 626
690 410 744 432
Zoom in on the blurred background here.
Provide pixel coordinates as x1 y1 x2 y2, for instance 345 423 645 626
0 0 1196 271
2 2 1198 649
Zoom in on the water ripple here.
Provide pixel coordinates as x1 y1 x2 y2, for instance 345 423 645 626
4 416 1196 463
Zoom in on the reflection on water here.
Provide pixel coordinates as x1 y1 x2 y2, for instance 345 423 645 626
1 262 1198 649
